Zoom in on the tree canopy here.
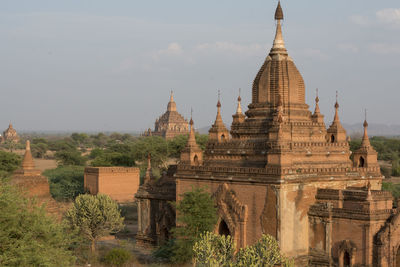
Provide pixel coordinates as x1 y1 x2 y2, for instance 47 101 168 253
0 181 76 266
65 194 124 253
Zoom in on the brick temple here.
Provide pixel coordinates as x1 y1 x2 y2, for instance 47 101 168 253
144 91 189 140
136 2 400 266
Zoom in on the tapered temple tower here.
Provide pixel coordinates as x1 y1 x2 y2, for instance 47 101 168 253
137 2 400 265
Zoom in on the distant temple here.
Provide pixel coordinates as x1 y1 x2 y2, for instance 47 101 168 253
144 92 189 140
136 2 400 266
1 123 19 143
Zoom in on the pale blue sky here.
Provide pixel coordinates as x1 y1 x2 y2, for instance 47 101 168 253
1 1 400 132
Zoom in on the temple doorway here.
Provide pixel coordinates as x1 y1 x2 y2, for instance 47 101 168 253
358 157 365 167
343 251 350 267
218 220 230 236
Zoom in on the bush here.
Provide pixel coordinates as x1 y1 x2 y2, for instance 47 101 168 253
0 181 76 266
102 248 132 266
43 166 85 201
0 150 21 173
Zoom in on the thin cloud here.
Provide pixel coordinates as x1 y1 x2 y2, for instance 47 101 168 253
337 43 359 53
349 15 370 26
376 8 400 25
368 43 400 55
195 42 266 56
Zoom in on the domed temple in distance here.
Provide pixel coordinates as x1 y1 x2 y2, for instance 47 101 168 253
136 2 400 266
143 91 189 140
1 123 19 143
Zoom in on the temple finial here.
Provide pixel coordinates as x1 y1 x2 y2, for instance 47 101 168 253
217 90 221 108
275 1 284 21
190 108 193 125
272 1 286 50
170 90 174 102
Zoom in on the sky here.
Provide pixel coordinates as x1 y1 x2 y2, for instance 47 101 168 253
1 0 400 132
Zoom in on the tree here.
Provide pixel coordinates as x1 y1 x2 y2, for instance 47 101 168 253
0 150 21 173
43 166 85 201
31 142 49 158
65 194 124 253
0 181 76 266
55 149 87 166
169 187 218 263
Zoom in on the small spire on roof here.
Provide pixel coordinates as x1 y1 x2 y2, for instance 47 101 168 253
236 88 243 114
170 90 174 102
361 109 371 147
333 91 340 122
314 88 321 114
272 1 286 50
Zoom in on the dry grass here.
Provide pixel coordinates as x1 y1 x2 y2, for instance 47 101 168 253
34 158 57 172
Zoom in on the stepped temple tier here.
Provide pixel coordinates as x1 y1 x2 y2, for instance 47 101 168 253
144 91 189 140
136 2 400 266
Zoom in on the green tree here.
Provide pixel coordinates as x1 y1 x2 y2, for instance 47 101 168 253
0 150 21 173
31 142 49 158
55 149 87 166
43 166 85 201
0 181 76 266
65 194 124 253
170 187 218 263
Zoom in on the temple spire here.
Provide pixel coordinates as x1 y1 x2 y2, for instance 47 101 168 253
361 109 371 147
272 1 286 50
314 88 321 114
333 91 340 122
22 140 35 170
236 88 243 114
187 112 198 147
167 90 177 112
214 90 224 127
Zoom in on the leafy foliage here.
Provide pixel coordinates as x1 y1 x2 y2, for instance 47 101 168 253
193 232 293 267
193 232 236 267
65 194 124 253
102 248 132 267
0 150 21 173
31 142 49 158
160 187 218 264
55 149 87 166
43 166 85 201
0 181 76 266
382 181 400 199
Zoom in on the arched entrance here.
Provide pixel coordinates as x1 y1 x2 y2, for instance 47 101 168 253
343 251 351 267
193 155 199 165
218 219 231 236
358 157 365 167
330 134 335 143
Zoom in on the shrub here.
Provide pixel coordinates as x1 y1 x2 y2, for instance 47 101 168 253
102 248 132 267
43 166 85 201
